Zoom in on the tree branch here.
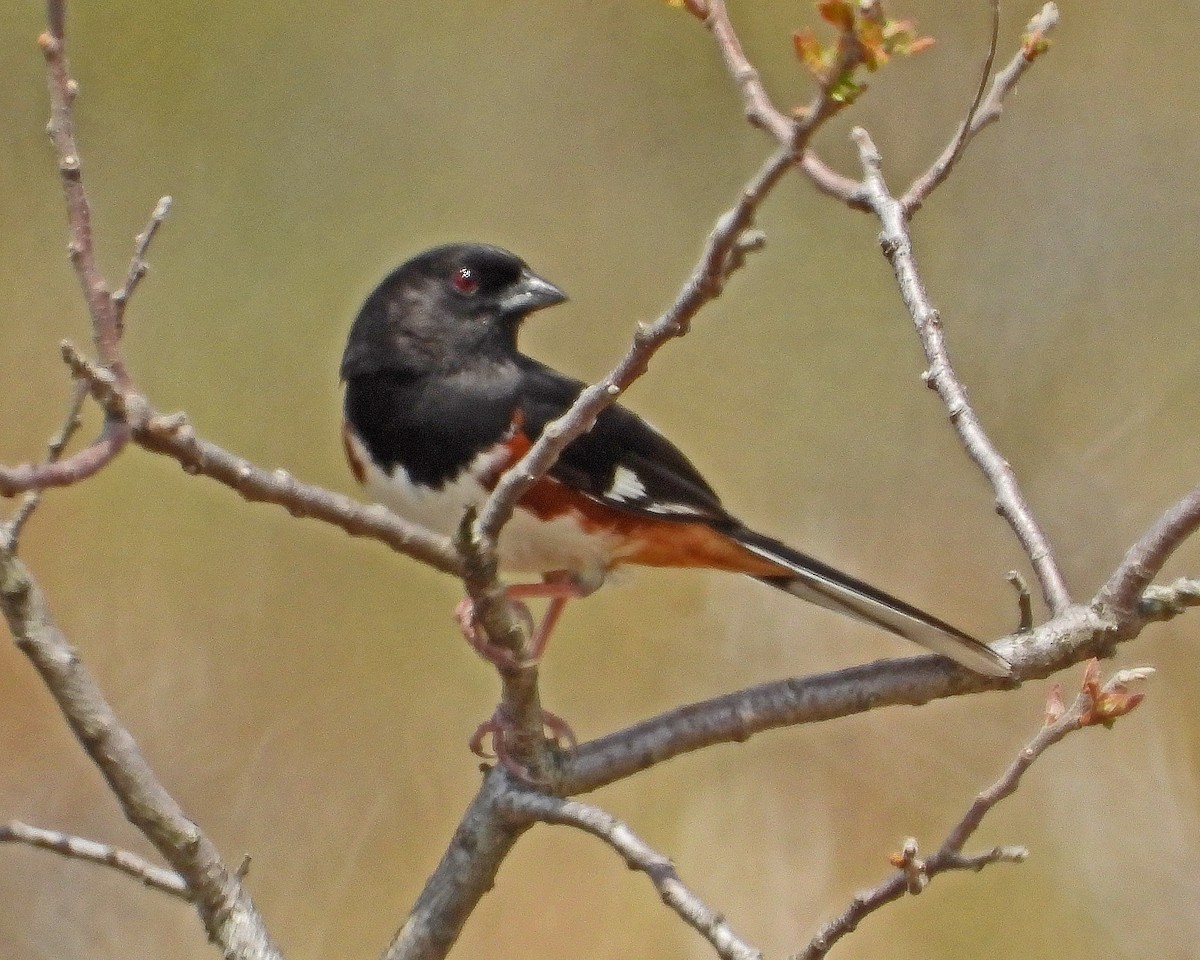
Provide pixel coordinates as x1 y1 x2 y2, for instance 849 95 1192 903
558 604 1109 796
902 3 1059 212
799 659 1149 960
901 0 1002 213
3 378 88 545
113 195 172 333
0 820 189 900
502 792 762 960
382 771 530 960
851 126 1073 615
0 541 280 959
690 0 795 143
1099 485 1200 623
1136 577 1200 624
38 0 127 388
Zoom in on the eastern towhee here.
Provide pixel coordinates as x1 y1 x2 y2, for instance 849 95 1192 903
340 243 1011 680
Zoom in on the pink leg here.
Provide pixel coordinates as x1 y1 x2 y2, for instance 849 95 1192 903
454 574 585 669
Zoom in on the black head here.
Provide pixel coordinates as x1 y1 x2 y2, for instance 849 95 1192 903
340 243 567 379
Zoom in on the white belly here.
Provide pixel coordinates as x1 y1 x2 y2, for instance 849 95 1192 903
347 433 626 584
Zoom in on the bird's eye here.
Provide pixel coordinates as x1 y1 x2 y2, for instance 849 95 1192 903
451 267 480 295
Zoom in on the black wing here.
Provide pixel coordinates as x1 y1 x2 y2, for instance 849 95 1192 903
515 357 738 528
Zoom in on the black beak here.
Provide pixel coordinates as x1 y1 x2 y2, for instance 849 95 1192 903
498 269 568 319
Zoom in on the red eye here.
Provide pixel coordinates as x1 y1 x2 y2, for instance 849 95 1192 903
451 267 479 295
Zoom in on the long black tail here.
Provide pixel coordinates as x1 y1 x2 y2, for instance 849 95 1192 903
732 527 1012 678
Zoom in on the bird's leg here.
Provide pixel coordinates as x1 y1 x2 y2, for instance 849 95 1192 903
453 572 587 669
504 572 586 662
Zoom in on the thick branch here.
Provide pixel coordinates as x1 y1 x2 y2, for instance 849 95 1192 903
852 127 1072 615
382 771 530 960
1099 486 1200 623
0 543 279 960
0 820 189 900
559 605 1111 795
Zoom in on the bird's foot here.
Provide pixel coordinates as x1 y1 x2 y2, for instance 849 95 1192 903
469 706 578 784
453 595 537 670
453 574 587 669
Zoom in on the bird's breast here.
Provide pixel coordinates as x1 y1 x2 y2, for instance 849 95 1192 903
343 428 627 584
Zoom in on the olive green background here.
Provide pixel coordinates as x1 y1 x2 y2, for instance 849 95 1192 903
2 2 1199 958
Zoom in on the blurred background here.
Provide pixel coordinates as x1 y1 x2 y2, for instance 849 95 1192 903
2 1 1199 957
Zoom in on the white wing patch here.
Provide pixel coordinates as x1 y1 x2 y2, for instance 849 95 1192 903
604 464 706 517
606 466 647 502
646 501 706 516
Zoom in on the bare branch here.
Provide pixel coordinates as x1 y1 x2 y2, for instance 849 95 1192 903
1099 485 1200 622
0 418 129 499
0 539 279 959
382 771 530 960
1006 571 1034 633
38 1 126 388
851 126 1072 615
4 378 88 544
698 0 795 143
474 144 789 546
799 660 1149 960
453 514 561 784
902 0 1002 212
113 195 172 332
502 792 762 960
461 147 796 778
1137 577 1200 624
558 603 1124 795
0 820 189 900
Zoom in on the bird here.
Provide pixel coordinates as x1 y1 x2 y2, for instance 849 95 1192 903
340 242 1012 682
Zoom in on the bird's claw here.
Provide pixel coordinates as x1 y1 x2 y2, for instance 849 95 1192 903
453 596 537 670
469 706 578 784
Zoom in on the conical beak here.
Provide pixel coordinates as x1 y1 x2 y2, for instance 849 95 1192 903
498 269 568 319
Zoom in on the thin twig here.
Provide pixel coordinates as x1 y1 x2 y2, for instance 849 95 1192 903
0 418 129 499
113 195 172 333
4 344 462 575
1137 577 1200 624
798 661 1149 960
475 144 789 545
0 820 189 900
851 126 1072 615
38 1 126 388
4 378 88 545
1006 571 1034 633
700 0 795 143
501 792 762 960
902 0 1002 213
